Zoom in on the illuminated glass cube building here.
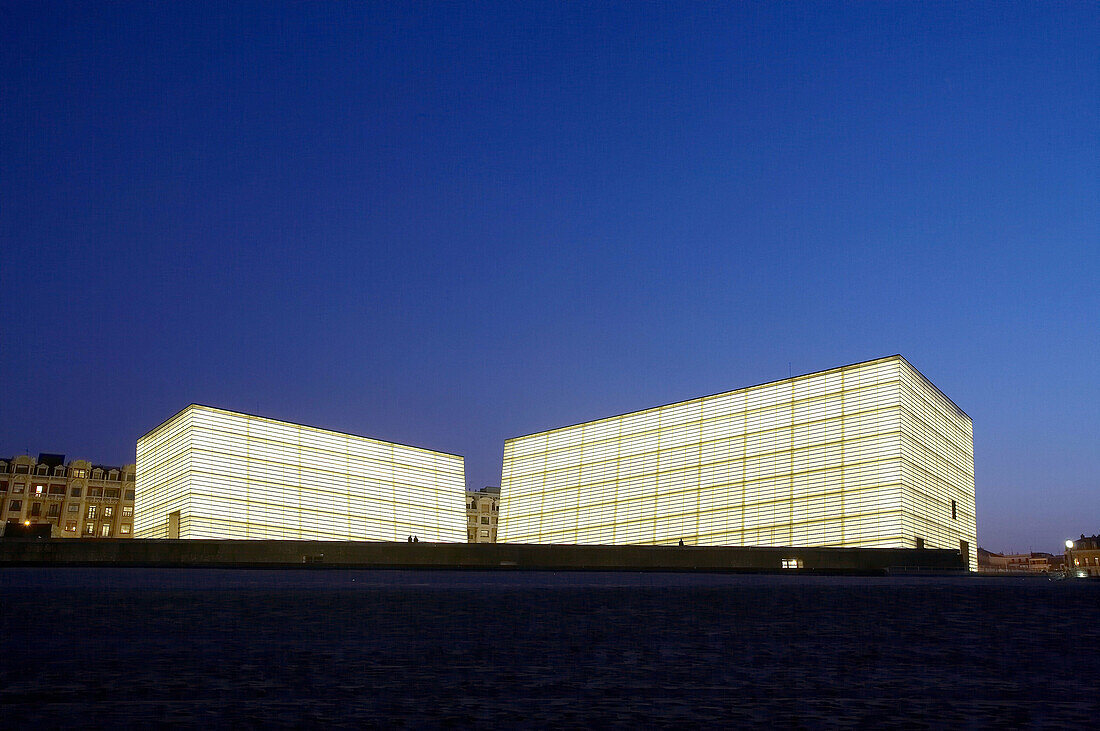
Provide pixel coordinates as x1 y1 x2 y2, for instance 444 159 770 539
498 356 976 569
135 405 467 542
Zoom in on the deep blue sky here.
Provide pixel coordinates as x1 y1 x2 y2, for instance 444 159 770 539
2 2 1096 553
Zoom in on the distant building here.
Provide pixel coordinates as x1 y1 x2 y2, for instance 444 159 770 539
1065 534 1100 577
466 487 500 542
978 548 1063 573
0 454 136 538
135 404 467 541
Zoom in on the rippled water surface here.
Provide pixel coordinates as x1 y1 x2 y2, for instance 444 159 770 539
1 569 1097 727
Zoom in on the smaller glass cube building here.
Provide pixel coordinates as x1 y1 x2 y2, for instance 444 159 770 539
135 405 467 542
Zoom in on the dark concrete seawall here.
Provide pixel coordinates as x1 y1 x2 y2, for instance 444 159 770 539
0 539 965 574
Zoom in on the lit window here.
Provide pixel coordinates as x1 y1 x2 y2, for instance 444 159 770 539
120 524 131 534
85 523 94 534
122 506 133 517
781 558 803 569
72 469 86 478
480 529 490 537
34 484 45 496
100 524 111 537
65 521 76 532
104 506 114 518
87 506 97 519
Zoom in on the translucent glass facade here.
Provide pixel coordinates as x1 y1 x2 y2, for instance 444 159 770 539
499 356 976 569
135 405 467 542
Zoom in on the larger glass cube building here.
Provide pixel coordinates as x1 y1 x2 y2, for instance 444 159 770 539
498 356 976 569
135 405 467 542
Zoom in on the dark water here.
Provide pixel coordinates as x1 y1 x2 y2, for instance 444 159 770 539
1 569 1097 727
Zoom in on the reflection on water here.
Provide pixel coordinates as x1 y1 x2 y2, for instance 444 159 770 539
1 569 1097 726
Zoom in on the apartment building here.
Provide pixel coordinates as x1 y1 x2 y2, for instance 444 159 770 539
467 486 500 542
0 454 136 538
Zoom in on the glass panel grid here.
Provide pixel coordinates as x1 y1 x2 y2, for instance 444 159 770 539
136 405 466 542
499 356 977 568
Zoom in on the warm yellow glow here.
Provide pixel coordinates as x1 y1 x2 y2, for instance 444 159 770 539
498 356 978 570
1066 539 1074 549
135 405 467 542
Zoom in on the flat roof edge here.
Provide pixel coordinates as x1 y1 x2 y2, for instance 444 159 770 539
505 354 970 443
137 403 466 460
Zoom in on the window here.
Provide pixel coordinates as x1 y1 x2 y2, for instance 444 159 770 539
124 490 135 501
67 504 79 513
30 503 41 516
89 487 102 498
54 466 65 476
71 487 82 497
15 464 29 473
951 499 957 520
104 506 114 518
34 484 45 496
105 488 120 499
47 504 60 517
0 481 7 492
915 537 925 549
65 521 76 532
8 500 22 512
481 517 489 524
120 524 131 535
781 558 803 569
36 465 48 475
100 525 111 537
85 523 95 535
13 483 24 494
72 469 86 478
480 529 490 537
48 484 66 496
122 506 133 517
87 506 97 519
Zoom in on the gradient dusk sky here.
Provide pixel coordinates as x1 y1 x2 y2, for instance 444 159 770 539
2 2 1096 553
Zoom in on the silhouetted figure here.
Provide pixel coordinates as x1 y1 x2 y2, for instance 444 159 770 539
678 538 684 546
414 536 419 543
407 536 412 542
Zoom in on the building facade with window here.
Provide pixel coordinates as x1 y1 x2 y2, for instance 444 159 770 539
1065 534 1100 577
498 355 977 570
135 404 468 542
466 486 500 542
0 454 136 538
